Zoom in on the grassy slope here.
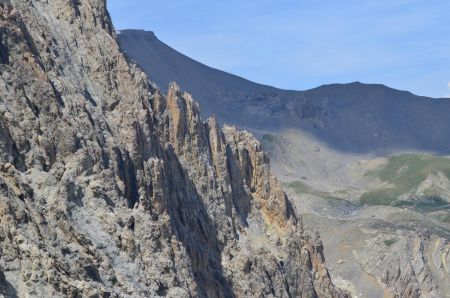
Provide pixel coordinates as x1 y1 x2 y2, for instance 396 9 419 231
360 154 450 208
286 154 450 220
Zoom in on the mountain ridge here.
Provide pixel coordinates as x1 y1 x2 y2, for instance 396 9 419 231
118 29 450 155
117 29 279 94
119 30 447 100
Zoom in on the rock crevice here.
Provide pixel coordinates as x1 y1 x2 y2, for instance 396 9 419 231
0 0 348 297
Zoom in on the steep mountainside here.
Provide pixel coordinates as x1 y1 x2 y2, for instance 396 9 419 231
118 29 450 297
0 0 348 297
118 30 450 154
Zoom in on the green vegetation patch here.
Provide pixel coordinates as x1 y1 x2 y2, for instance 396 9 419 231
431 211 450 224
360 190 398 205
413 196 449 212
383 238 397 246
285 181 350 206
360 154 450 206
285 180 314 194
441 213 450 224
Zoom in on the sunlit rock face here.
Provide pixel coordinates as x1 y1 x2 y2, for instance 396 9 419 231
0 1 348 297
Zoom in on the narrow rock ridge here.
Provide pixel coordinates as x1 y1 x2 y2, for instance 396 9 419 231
0 1 348 297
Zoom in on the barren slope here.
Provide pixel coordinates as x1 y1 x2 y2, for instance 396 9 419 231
118 29 450 155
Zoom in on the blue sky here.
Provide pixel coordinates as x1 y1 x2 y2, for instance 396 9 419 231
108 0 450 98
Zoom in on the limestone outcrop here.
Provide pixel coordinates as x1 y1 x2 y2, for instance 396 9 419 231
0 1 347 297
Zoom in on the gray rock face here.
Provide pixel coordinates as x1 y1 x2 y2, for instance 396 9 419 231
354 232 448 298
118 30 450 155
0 1 348 297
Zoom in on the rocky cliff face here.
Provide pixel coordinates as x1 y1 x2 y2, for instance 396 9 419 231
355 233 439 298
0 1 347 297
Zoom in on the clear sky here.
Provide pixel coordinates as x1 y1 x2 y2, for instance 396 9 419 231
108 0 450 98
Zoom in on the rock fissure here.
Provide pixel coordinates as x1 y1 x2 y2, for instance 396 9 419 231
0 0 348 297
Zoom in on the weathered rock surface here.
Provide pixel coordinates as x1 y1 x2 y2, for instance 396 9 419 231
0 0 347 297
355 233 439 298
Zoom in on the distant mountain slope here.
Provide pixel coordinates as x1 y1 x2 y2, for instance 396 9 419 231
118 29 450 154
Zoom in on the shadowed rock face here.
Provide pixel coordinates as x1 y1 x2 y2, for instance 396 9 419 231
118 29 450 155
0 1 348 297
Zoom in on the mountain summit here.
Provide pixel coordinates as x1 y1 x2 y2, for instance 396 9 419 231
119 29 450 155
